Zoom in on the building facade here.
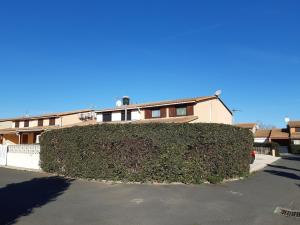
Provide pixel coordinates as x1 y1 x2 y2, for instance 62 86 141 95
0 110 95 145
95 96 233 125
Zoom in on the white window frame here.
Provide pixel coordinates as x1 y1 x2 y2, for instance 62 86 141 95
151 109 160 118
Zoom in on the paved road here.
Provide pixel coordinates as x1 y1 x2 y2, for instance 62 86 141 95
0 155 299 225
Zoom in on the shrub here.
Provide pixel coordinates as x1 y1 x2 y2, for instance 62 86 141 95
290 144 300 154
40 123 253 184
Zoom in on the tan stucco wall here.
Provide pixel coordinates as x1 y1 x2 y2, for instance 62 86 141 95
0 121 13 129
29 120 38 127
291 128 295 133
191 99 232 124
61 113 83 126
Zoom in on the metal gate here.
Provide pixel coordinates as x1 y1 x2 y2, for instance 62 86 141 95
0 144 7 166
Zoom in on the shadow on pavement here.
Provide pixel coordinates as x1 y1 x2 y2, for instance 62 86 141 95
0 176 73 225
281 155 300 162
266 164 300 172
264 170 300 181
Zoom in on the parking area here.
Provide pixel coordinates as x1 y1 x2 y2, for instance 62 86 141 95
250 154 280 173
0 154 299 225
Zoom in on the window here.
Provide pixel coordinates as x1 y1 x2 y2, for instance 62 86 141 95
49 118 56 126
151 109 161 118
103 113 112 122
176 106 187 116
121 110 131 121
294 140 300 145
15 121 20 128
24 120 29 127
295 128 300 132
38 119 43 127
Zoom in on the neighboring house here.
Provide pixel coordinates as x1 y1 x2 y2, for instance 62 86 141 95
254 129 289 144
254 129 271 143
0 120 12 129
236 123 258 134
0 109 95 145
95 95 233 125
288 121 300 145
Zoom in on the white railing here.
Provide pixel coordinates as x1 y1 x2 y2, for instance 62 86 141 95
0 144 41 170
0 145 7 166
8 144 40 154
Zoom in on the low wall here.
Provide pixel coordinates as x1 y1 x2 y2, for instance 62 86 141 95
6 145 41 170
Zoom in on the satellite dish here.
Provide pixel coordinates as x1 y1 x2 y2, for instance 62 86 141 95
284 117 290 123
116 100 122 107
215 90 222 97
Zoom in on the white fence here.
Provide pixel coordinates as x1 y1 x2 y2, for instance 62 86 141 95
0 144 41 170
0 145 7 166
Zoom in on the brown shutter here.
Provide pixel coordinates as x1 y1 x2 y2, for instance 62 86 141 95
49 118 56 126
187 104 194 116
160 107 166 118
24 120 29 127
38 119 43 127
144 109 151 119
169 106 176 117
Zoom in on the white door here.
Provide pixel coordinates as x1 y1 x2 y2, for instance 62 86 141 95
0 145 7 166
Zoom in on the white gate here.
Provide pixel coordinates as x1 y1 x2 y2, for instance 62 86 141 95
0 144 8 166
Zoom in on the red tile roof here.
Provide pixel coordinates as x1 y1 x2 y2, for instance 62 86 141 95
96 96 219 112
288 121 300 128
254 129 271 138
236 123 257 129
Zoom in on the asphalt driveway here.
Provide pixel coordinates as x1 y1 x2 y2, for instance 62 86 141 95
0 154 299 225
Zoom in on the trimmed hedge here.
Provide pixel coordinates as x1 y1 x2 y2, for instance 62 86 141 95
290 144 300 154
40 123 253 184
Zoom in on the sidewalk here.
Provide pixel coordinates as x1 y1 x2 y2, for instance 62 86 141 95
250 154 280 173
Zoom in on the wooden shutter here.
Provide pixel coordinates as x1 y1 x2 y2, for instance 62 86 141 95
49 118 56 126
38 119 43 127
169 106 176 117
103 113 112 122
24 120 29 127
187 104 194 116
121 110 131 121
144 109 151 119
160 107 166 118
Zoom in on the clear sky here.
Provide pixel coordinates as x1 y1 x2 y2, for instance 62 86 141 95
0 0 299 127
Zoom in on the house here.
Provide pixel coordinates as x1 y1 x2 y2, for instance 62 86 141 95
254 128 289 143
0 109 95 145
288 121 300 145
254 129 271 143
95 95 233 125
0 120 12 129
236 123 258 134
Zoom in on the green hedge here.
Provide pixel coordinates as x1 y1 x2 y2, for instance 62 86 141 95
290 144 300 154
40 123 253 184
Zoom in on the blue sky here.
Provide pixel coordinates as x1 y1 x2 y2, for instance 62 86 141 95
0 0 299 127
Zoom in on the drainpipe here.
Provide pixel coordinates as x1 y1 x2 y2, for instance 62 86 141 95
17 132 21 144
125 106 128 122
